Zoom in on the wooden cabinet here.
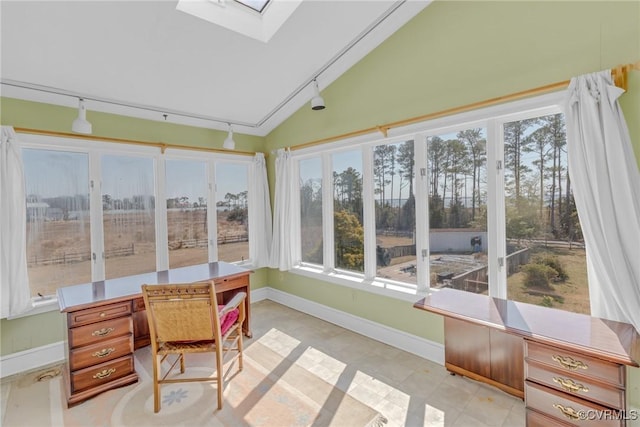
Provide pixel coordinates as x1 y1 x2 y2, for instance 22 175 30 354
57 262 252 407
414 288 639 426
214 273 251 337
132 297 150 349
444 318 524 398
62 301 137 407
525 341 627 426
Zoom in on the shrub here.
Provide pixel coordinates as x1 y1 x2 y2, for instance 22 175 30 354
532 254 568 281
522 263 557 289
540 295 554 308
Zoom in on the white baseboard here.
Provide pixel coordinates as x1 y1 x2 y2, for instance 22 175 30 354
263 287 444 365
0 341 65 379
0 286 443 378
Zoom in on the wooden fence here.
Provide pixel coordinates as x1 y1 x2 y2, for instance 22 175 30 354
448 247 530 294
29 234 249 267
28 244 135 267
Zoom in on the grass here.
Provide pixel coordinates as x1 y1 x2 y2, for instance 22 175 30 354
507 246 590 315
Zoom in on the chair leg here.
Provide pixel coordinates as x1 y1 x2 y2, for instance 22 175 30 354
216 347 223 410
238 331 244 371
153 354 161 413
180 352 185 373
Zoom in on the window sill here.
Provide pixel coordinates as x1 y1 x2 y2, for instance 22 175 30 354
5 296 59 320
290 264 428 303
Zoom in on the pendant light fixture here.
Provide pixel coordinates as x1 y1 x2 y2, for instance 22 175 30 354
310 79 325 111
223 123 235 150
71 98 92 134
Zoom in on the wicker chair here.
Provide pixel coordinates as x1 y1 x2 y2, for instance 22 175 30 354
141 281 246 412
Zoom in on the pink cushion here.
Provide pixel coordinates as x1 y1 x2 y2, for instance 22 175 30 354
219 305 240 335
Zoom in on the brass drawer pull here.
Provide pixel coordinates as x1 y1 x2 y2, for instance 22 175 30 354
553 377 589 393
92 348 115 358
92 327 115 337
551 354 588 370
99 312 106 318
92 368 116 379
553 403 581 420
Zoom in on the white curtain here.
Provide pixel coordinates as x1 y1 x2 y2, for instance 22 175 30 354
565 71 640 332
248 152 272 268
269 148 300 270
1 126 32 318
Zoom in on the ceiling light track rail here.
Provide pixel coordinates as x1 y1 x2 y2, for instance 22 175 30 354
256 0 406 125
1 79 256 129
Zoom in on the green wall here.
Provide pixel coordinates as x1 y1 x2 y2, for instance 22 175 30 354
0 99 270 356
0 98 265 151
263 0 640 407
1 0 639 407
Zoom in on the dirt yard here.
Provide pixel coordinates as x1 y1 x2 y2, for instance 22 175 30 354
27 210 248 297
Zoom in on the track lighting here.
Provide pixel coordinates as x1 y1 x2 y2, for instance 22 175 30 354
71 98 92 134
223 123 235 150
310 79 325 111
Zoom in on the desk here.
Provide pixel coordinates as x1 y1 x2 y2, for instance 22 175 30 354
414 288 640 425
57 262 252 407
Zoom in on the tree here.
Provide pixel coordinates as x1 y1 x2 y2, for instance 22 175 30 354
504 118 537 213
334 167 363 222
373 145 396 205
396 141 415 230
428 136 446 198
457 129 486 221
444 138 469 222
334 210 364 271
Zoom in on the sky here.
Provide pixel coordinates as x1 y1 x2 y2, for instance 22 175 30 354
22 149 248 206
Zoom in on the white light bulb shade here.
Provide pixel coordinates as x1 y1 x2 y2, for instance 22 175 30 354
72 99 92 134
223 127 235 150
311 80 325 110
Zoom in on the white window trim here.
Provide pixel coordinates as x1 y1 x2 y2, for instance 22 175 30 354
291 91 568 301
16 133 255 314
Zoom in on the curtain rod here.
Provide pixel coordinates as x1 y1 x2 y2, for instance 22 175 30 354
292 61 640 152
13 127 258 157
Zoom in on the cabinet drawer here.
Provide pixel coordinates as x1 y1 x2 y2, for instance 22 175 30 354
71 355 134 393
525 341 624 387
214 275 248 293
69 316 133 348
69 335 133 371
526 360 624 410
527 408 574 427
68 301 132 328
526 381 623 427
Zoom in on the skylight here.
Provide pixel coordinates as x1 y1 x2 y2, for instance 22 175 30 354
176 0 301 43
234 0 269 14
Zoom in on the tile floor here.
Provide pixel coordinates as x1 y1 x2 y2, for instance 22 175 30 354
1 300 525 426
247 300 525 426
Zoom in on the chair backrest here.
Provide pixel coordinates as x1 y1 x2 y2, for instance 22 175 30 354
141 281 221 344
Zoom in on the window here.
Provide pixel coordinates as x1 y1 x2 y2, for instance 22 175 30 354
503 113 588 314
427 128 487 293
374 140 417 285
20 136 254 298
332 150 364 273
299 157 323 266
234 0 269 13
23 149 91 296
292 93 589 315
102 155 156 279
165 159 209 269
216 162 249 263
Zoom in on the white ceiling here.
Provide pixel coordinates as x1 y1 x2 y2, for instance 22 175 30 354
1 0 430 136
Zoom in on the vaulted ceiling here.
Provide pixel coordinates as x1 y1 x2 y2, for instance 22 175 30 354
1 1 430 136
